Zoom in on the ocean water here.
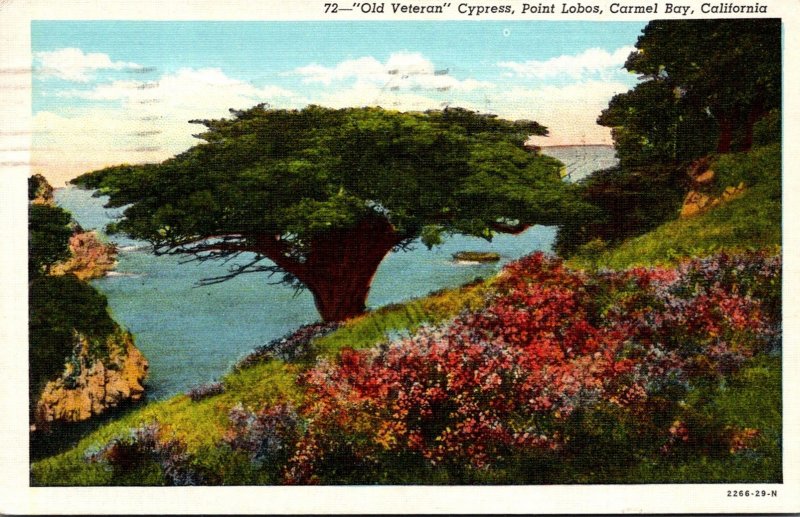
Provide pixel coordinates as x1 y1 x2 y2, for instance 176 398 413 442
54 145 616 399
542 145 619 181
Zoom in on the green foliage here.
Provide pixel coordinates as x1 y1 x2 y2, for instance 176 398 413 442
599 79 717 167
612 19 781 156
28 203 73 275
75 106 561 246
753 110 781 148
28 274 118 403
555 164 686 256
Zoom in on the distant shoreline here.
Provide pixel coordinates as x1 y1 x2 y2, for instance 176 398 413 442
538 144 614 149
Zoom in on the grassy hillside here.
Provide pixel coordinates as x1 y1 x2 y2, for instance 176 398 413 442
568 144 780 270
31 144 782 486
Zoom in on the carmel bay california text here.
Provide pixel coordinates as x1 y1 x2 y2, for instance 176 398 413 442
323 1 769 15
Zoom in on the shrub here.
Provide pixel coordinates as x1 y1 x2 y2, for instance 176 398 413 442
222 403 302 481
185 381 225 402
278 251 780 483
555 165 686 256
86 422 203 485
236 322 342 369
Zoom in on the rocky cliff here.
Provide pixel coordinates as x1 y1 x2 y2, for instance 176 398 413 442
29 174 118 280
29 174 148 431
29 174 54 205
51 231 118 280
34 330 148 428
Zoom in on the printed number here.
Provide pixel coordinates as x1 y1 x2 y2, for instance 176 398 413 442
324 3 339 13
727 489 778 497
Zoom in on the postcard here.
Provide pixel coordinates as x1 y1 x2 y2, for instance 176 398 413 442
1 0 798 513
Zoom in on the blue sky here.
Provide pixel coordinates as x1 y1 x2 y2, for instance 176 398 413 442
32 21 646 185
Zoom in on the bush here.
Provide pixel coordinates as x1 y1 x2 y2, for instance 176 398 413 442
277 251 780 483
85 422 204 485
555 164 687 256
753 110 781 148
223 403 302 479
185 381 225 402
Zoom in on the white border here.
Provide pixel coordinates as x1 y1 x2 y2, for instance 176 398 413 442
2 0 799 513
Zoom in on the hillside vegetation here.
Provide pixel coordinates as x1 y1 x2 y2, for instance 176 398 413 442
28 177 147 433
32 143 782 486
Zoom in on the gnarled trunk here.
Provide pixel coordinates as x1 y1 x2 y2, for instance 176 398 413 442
303 217 402 322
255 216 403 322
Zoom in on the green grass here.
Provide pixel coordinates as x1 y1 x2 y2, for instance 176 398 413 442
31 145 782 486
30 281 490 486
31 360 303 485
616 354 782 484
312 279 491 358
568 144 781 270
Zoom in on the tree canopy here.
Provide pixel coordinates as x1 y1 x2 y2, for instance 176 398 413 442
29 203 73 276
75 105 569 321
558 19 781 256
599 19 781 164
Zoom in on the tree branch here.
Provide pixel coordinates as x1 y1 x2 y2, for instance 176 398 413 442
252 233 310 280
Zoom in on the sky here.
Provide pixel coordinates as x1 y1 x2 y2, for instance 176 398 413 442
32 21 646 186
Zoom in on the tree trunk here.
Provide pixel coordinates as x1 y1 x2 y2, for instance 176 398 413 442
716 117 733 154
742 105 767 152
300 217 402 322
252 216 403 322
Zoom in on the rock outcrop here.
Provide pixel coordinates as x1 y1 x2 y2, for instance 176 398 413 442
29 174 118 280
51 231 118 280
34 330 148 428
29 174 54 205
680 159 746 218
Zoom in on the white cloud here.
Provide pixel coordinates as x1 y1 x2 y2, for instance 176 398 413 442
293 57 387 85
33 50 636 186
55 67 296 106
493 81 632 146
34 48 142 82
498 46 635 80
290 51 493 92
33 67 301 186
311 83 476 113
